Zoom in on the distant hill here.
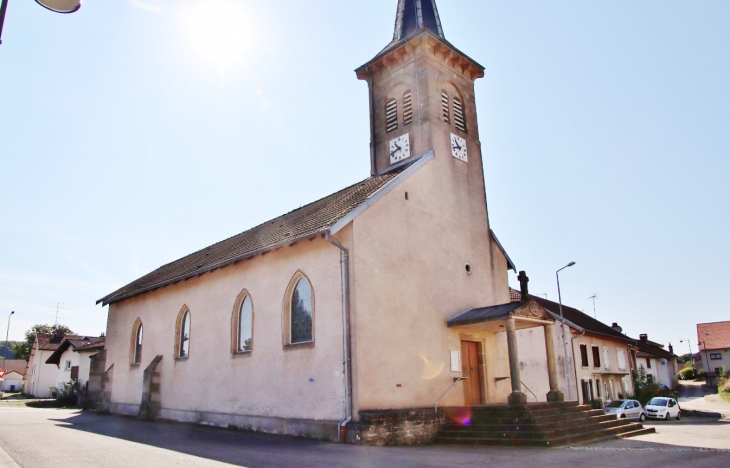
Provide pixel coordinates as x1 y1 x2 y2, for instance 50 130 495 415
0 341 20 360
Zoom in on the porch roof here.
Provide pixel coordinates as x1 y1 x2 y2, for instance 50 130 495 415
447 300 554 330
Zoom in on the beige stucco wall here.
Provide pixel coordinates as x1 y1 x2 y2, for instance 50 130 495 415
105 237 347 424
348 128 511 414
571 335 634 402
52 347 80 389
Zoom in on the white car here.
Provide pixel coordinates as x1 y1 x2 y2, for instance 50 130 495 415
603 399 646 421
645 397 681 420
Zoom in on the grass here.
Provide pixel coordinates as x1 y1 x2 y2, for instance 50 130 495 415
720 392 730 403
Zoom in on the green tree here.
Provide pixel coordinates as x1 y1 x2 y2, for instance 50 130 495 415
11 324 76 361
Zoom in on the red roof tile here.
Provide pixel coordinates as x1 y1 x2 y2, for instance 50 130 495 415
698 321 730 350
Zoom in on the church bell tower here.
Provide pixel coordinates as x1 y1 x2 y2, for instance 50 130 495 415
356 0 486 176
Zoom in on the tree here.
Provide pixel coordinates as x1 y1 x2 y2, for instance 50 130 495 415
11 324 76 361
0 341 20 359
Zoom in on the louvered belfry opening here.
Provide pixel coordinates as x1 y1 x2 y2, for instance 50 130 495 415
453 97 466 132
441 92 450 124
386 98 398 132
403 91 413 125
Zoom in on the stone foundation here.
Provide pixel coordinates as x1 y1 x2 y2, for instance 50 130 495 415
347 408 446 445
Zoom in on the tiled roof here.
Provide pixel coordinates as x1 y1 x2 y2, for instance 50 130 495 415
530 295 634 343
698 321 730 350
45 336 106 365
635 339 675 360
0 359 27 376
37 333 70 351
98 168 406 306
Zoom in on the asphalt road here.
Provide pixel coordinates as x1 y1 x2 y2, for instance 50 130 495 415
0 405 728 468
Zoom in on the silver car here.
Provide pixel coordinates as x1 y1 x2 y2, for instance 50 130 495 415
603 399 647 421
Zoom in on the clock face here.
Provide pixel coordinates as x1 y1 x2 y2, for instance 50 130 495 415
450 133 468 163
389 133 411 164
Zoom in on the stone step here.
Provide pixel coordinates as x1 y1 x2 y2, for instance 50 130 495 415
434 422 651 447
438 418 633 440
446 405 596 421
441 414 622 435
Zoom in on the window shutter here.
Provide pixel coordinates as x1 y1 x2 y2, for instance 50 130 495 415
441 92 450 123
403 91 413 125
386 98 398 133
453 97 466 132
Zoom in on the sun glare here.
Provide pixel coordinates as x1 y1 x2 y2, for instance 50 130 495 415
179 0 256 71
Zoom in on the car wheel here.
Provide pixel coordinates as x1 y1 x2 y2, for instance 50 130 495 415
639 413 646 422
676 411 681 420
664 413 669 421
621 414 627 419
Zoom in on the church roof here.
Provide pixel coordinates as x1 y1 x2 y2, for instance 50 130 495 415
392 0 444 43
97 167 409 306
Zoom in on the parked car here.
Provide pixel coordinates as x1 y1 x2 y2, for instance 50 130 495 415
657 384 672 393
603 399 646 421
645 397 681 420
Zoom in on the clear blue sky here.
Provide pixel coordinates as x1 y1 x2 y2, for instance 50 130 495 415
1 0 728 355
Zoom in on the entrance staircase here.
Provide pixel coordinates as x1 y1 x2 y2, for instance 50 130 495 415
435 401 654 447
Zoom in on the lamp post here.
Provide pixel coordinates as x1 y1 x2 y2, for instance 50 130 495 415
679 339 693 360
2 311 13 372
556 262 576 400
0 0 81 45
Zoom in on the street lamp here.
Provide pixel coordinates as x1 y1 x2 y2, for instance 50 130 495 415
678 339 693 358
0 0 81 45
556 261 576 400
2 311 14 372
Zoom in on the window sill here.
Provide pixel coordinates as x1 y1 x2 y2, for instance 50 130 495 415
284 341 315 351
130 363 141 368
232 350 252 356
175 356 189 362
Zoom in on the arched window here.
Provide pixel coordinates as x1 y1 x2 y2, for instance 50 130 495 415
175 306 191 359
284 273 314 345
453 97 466 132
231 291 254 353
386 98 398 133
403 90 413 125
130 318 143 365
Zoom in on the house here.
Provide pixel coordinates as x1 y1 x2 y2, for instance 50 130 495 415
45 335 105 393
633 334 678 390
1 359 27 392
24 332 67 397
93 0 650 445
510 289 636 403
697 321 730 385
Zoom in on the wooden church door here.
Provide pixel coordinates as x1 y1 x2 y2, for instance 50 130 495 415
461 341 484 405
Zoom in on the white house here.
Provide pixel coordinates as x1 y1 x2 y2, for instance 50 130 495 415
45 336 105 393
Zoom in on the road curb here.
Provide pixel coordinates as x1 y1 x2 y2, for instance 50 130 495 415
0 445 20 468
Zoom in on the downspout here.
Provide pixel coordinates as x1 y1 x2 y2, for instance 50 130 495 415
365 64 376 176
325 233 353 443
570 331 586 402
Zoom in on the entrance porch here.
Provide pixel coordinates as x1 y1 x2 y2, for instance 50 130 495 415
447 299 564 406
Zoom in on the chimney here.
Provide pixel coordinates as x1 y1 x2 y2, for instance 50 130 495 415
668 343 674 355
54 329 66 338
611 322 623 333
518 271 529 303
639 334 648 343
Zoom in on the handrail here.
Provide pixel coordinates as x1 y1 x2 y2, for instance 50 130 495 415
435 377 469 413
521 380 537 402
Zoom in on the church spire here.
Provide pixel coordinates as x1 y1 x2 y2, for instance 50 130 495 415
392 0 444 43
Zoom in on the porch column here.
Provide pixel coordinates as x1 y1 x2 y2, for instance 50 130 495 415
543 324 564 402
506 317 527 406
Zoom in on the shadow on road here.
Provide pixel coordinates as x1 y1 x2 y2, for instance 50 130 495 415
43 411 729 468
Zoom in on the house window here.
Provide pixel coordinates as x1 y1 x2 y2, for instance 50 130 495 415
617 350 627 370
603 346 610 369
580 344 589 367
710 353 722 360
237 294 253 352
285 273 314 345
403 91 413 125
646 357 651 369
441 92 450 123
596 379 602 398
386 98 398 133
646 374 654 384
175 306 191 359
64 360 71 371
592 346 601 368
132 320 143 365
453 97 466 132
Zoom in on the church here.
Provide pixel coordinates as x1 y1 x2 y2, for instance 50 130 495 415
95 0 648 446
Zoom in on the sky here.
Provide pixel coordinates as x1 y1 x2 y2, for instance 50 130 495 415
0 0 728 354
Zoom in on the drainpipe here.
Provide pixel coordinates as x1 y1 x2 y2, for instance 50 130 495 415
570 331 586 402
325 233 353 443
